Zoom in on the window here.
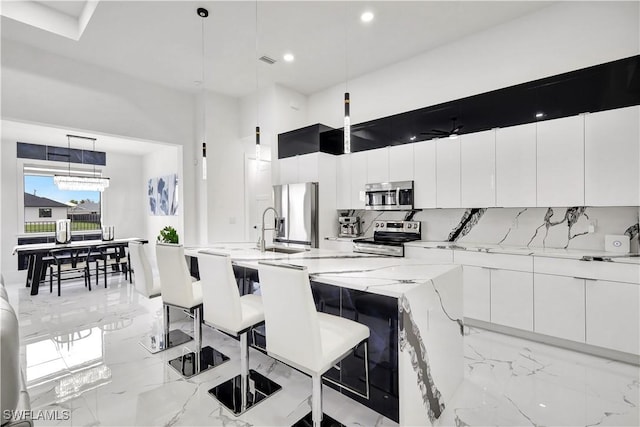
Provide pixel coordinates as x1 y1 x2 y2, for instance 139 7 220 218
24 174 101 233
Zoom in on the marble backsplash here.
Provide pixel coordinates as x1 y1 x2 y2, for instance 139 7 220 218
352 207 640 253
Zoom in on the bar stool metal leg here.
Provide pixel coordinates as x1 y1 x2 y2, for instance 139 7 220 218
139 303 193 354
168 306 229 379
208 329 282 415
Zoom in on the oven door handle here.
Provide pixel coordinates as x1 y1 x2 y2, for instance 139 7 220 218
396 187 400 207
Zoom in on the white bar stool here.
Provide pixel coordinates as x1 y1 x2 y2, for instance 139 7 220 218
258 261 370 427
197 251 282 414
139 244 229 378
128 241 161 298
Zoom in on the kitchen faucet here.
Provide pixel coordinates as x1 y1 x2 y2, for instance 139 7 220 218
258 206 280 252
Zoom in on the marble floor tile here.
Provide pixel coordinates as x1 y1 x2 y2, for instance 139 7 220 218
4 274 638 426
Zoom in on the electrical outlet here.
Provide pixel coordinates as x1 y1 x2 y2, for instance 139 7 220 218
588 220 597 233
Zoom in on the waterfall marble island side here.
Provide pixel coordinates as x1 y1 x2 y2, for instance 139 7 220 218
185 244 463 425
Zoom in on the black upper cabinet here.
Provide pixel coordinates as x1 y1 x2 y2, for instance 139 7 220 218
278 55 640 158
278 123 337 159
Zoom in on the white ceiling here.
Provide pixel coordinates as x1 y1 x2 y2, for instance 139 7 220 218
1 1 553 98
2 119 167 155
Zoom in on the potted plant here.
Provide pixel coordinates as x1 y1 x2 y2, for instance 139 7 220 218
157 226 179 244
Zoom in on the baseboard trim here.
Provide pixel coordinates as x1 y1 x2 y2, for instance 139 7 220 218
465 318 640 366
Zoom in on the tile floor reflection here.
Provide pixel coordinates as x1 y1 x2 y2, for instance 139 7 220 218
4 274 638 426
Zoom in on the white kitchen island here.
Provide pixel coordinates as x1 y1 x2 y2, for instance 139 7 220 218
186 243 463 426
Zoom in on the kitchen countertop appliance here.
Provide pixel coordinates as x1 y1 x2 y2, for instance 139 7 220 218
339 216 361 238
365 180 414 211
353 220 421 257
273 182 319 248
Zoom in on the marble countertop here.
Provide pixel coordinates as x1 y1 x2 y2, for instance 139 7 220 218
185 242 460 298
405 241 640 263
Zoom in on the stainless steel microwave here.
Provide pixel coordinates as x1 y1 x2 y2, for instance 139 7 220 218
364 181 414 211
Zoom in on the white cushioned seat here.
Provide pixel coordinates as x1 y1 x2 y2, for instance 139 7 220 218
128 241 161 298
258 261 370 427
317 312 369 374
198 251 280 415
156 243 202 309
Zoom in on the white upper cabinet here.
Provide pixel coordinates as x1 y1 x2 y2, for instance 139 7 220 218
351 151 368 209
297 153 320 183
278 156 298 184
366 147 389 183
436 138 461 208
413 140 437 208
495 123 537 207
585 105 640 206
336 155 351 210
389 144 415 182
537 115 585 207
461 130 496 207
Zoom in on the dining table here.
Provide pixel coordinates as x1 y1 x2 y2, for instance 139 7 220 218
12 237 147 295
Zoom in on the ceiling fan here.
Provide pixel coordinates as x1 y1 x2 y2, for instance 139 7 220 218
421 117 464 139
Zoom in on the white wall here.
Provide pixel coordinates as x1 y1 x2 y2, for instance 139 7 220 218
102 151 145 240
0 40 199 244
307 1 640 128
142 145 182 245
0 139 146 273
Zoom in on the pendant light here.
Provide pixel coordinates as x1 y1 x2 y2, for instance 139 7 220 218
198 7 208 180
254 0 261 161
54 134 110 192
343 4 351 154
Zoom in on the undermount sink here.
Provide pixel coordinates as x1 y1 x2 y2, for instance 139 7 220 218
265 246 307 254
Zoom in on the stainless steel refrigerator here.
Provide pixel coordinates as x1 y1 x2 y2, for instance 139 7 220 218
272 182 318 248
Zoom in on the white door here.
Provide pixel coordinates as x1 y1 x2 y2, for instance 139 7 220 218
245 157 272 243
461 130 496 207
490 269 533 331
278 156 298 184
463 266 491 322
536 115 585 207
413 141 437 208
436 138 461 208
534 273 585 342
351 151 368 209
366 147 389 183
585 106 640 206
495 123 537 207
586 279 639 355
336 155 351 210
389 144 415 182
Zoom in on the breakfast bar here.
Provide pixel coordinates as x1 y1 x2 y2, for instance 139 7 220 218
185 244 463 425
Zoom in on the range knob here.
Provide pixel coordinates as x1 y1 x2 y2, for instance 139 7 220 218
375 222 379 228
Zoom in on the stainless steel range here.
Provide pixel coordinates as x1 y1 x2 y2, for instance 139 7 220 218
353 220 421 257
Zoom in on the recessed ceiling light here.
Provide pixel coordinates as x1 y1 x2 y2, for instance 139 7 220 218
283 53 295 62
361 11 374 23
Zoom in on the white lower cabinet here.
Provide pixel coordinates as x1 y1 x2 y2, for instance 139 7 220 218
586 279 640 355
534 273 585 342
490 269 533 331
463 266 491 322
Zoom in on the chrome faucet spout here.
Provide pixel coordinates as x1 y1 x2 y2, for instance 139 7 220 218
259 206 280 252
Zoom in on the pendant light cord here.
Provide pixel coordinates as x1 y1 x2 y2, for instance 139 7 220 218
255 0 259 127
344 1 349 92
201 13 206 149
